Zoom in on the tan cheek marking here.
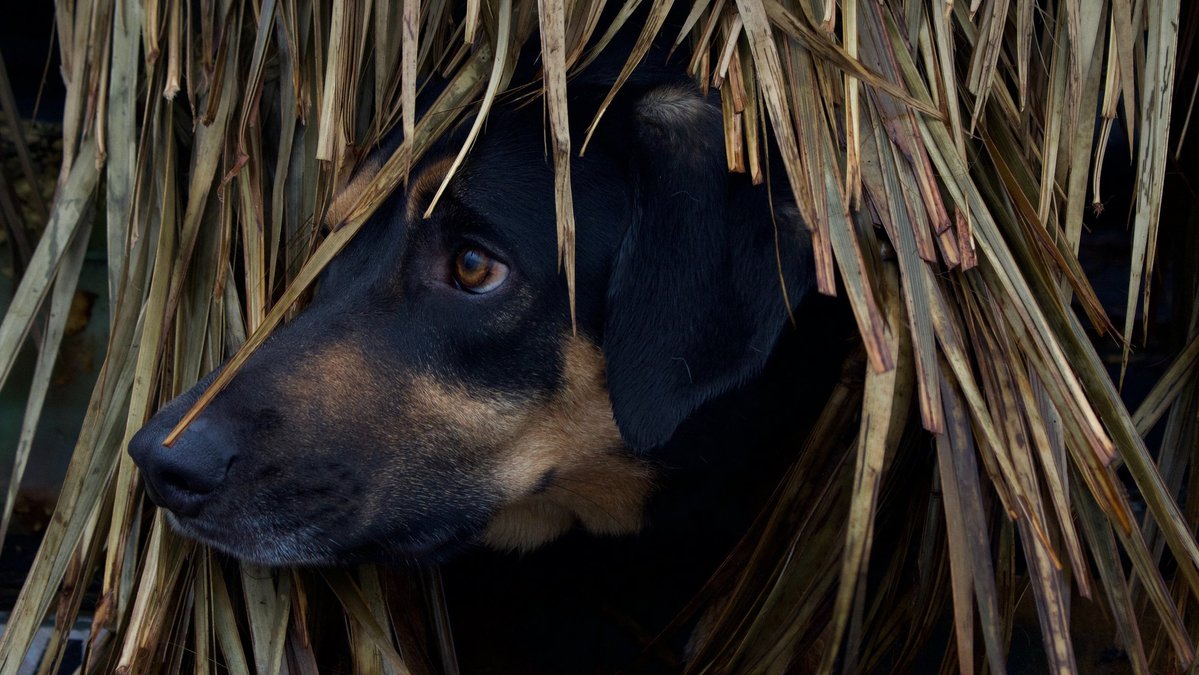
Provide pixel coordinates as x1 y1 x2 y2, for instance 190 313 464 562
483 337 655 552
273 343 522 523
271 333 652 552
404 373 521 440
276 340 381 419
271 340 401 519
276 337 517 441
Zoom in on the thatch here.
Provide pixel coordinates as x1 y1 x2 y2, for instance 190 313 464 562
0 0 1197 673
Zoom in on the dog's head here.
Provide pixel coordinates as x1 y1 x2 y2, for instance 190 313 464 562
128 72 813 565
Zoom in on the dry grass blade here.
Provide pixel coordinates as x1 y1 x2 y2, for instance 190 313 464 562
819 262 905 674
776 41 834 294
1015 0 1032 109
569 0 643 74
316 0 349 163
842 0 861 208
1059 3 1106 257
0 141 99 392
1008 356 1089 596
1109 0 1138 138
937 370 1007 675
855 4 941 264
192 554 212 675
1074 479 1151 675
733 0 810 226
581 0 675 153
964 0 1011 132
975 124 1112 334
209 562 252 675
537 0 578 324
1035 10 1068 231
0 215 92 551
818 132 894 375
321 570 410 674
104 98 180 627
105 0 140 307
423 0 515 217
239 565 291 674
762 0 940 118
1121 0 1181 383
465 0 483 44
859 107 943 432
402 0 419 147
113 516 193 673
1130 333 1199 436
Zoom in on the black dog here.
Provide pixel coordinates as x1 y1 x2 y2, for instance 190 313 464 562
130 41 848 672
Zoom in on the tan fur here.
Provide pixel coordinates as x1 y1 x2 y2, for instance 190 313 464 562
278 340 380 417
484 337 654 552
323 155 454 230
404 372 521 439
404 157 454 224
324 157 383 229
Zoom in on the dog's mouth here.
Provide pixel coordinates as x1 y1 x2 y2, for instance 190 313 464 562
163 507 483 567
163 511 342 566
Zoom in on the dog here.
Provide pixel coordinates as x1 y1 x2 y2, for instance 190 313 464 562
129 39 850 672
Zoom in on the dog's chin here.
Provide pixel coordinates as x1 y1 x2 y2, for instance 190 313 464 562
163 511 477 567
163 512 341 566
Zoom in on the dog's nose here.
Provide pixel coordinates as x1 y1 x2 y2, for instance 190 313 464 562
128 418 237 518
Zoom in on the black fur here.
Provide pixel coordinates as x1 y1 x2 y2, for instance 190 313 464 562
605 85 811 450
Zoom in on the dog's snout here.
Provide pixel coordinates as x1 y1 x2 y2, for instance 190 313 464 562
129 418 237 518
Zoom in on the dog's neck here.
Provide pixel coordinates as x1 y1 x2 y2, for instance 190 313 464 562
440 295 852 674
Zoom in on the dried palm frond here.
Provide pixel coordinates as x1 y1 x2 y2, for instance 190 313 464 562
1 1 1198 673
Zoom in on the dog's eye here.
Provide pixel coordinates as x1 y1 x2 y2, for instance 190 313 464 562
452 247 509 293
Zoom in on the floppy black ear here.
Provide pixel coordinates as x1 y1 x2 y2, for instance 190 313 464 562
603 84 814 451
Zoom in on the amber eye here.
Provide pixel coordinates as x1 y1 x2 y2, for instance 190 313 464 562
452 247 509 293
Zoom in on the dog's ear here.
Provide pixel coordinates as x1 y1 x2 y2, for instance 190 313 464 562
603 83 813 451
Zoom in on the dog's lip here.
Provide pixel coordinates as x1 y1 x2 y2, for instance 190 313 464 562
389 533 476 563
164 510 478 565
164 512 339 565
141 480 167 510
163 511 233 546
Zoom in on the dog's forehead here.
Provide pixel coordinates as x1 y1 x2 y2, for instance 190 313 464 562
408 154 560 254
322 152 454 230
326 138 557 236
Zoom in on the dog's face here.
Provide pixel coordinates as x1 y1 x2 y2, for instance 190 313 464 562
129 80 812 566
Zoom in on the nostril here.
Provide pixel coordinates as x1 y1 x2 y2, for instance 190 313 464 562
159 468 213 497
150 462 225 518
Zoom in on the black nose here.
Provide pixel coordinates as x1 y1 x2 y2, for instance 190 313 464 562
128 417 237 518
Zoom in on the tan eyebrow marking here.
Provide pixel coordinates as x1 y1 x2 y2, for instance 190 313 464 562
404 156 455 226
324 156 384 230
323 154 456 231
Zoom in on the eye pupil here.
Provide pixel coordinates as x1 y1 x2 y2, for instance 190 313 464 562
461 250 485 273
